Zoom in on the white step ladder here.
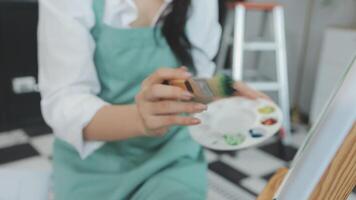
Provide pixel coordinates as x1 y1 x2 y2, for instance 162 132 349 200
217 2 292 143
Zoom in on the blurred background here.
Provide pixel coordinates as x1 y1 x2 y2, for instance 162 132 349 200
0 0 355 199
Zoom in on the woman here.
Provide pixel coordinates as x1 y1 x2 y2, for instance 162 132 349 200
38 0 269 199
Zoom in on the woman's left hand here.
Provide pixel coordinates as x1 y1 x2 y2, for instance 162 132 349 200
233 81 272 101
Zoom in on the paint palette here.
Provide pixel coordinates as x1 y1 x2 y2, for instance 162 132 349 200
189 97 283 151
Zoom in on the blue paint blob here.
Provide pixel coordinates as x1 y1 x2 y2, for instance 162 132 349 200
249 128 266 138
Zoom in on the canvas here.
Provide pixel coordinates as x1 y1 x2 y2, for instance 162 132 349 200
274 55 356 200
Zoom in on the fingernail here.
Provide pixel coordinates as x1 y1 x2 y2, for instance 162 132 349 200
192 118 201 124
180 66 188 71
182 91 193 99
195 104 207 110
183 72 192 78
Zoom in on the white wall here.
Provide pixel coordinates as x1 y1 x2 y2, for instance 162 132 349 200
310 28 356 123
298 0 356 114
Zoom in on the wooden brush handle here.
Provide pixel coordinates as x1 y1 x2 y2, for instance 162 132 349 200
168 79 214 104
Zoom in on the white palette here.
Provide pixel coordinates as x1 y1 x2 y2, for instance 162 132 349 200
189 97 283 150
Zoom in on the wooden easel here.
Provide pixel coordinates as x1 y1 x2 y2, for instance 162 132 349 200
257 122 356 200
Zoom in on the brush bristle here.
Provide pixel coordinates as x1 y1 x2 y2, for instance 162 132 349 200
219 74 234 96
208 74 235 97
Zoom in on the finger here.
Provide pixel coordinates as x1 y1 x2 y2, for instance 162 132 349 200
244 89 263 99
154 128 169 136
233 83 256 99
144 68 192 87
237 92 259 100
245 91 271 101
148 101 207 115
146 115 201 130
159 115 201 127
145 127 169 137
179 66 188 71
144 84 193 101
257 92 272 101
249 89 271 100
234 82 268 99
233 81 252 94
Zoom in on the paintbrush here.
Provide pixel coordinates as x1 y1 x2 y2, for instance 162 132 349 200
168 74 235 104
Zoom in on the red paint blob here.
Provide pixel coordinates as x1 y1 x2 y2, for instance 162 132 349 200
261 118 277 126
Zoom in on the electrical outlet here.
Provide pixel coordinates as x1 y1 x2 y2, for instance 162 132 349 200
12 76 39 94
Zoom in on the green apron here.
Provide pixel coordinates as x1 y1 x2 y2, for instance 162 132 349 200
52 0 207 199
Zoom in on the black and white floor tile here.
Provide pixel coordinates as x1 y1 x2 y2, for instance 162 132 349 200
0 124 355 200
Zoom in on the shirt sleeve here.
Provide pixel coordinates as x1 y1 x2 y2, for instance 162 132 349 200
186 0 222 78
38 0 108 159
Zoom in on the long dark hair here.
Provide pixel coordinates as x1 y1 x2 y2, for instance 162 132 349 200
160 0 194 68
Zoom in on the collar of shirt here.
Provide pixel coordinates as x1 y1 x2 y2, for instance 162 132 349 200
103 0 173 28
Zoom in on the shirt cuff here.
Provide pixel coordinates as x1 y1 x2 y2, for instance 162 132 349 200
61 97 109 160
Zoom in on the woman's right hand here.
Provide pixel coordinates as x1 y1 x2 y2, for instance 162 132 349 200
135 67 207 137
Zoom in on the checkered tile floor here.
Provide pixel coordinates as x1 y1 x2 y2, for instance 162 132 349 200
0 124 355 200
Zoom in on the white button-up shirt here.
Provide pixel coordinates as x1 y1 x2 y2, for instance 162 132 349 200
38 0 222 159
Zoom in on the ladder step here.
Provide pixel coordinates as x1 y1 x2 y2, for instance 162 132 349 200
244 42 277 51
245 82 280 91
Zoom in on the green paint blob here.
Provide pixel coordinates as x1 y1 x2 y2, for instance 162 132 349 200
223 134 245 146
